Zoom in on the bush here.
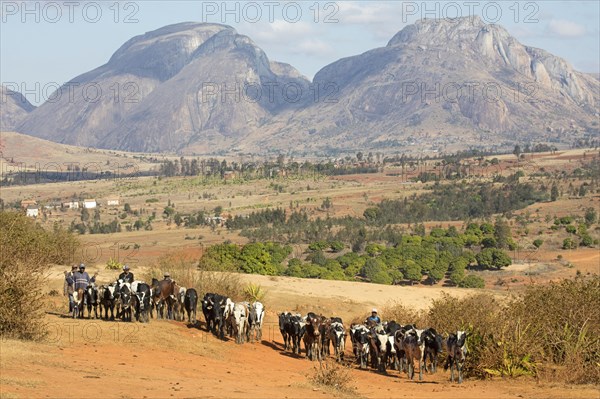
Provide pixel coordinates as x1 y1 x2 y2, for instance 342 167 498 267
0 212 79 340
309 359 354 393
106 257 123 270
476 248 512 270
243 283 266 302
143 252 244 301
426 277 600 383
458 275 485 288
562 238 578 250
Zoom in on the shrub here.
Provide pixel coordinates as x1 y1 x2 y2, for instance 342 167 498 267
106 257 123 270
476 248 512 270
562 238 578 250
0 212 79 340
309 359 354 393
143 251 244 301
458 275 485 288
243 283 266 302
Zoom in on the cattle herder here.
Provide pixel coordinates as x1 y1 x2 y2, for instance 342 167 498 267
366 308 381 325
73 263 97 291
118 264 134 283
63 265 77 313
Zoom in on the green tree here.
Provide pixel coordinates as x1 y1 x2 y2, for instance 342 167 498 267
81 207 89 222
476 248 512 270
580 235 594 247
458 274 485 288
550 184 559 201
584 208 597 225
494 218 512 249
329 240 344 253
362 258 389 283
124 203 132 213
562 237 577 249
174 213 183 227
403 260 422 285
309 250 327 267
428 263 447 285
449 267 465 286
163 206 175 218
532 239 543 249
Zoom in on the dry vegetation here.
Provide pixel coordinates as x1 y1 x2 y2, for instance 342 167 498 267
383 278 600 384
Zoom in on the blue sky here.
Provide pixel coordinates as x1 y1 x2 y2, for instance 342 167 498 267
1 1 598 105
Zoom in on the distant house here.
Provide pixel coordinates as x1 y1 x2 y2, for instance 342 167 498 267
26 205 39 218
206 216 226 226
62 201 79 209
106 196 120 206
20 199 37 209
83 199 97 209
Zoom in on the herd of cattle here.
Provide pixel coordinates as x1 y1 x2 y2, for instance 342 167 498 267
71 278 198 324
277 312 469 383
70 281 468 384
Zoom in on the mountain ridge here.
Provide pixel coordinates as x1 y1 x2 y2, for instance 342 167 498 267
11 17 600 155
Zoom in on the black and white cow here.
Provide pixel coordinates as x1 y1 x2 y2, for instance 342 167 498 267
328 320 347 361
209 294 231 340
351 324 371 369
84 284 99 319
445 331 468 383
384 321 402 370
202 293 217 331
99 282 118 320
116 282 133 322
279 312 292 350
246 301 265 342
133 282 151 323
423 327 443 373
403 328 426 380
284 314 305 355
183 288 198 324
368 324 390 372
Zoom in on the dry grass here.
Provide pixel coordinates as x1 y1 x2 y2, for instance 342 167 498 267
142 251 245 301
309 358 356 394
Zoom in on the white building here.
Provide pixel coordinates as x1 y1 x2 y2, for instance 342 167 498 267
62 201 79 209
26 205 39 218
83 199 97 209
106 197 120 206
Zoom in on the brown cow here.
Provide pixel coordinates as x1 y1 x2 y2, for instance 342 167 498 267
303 312 322 361
151 276 179 320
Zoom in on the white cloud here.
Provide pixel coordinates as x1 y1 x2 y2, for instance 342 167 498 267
337 2 406 40
546 19 586 37
297 38 334 57
239 20 317 46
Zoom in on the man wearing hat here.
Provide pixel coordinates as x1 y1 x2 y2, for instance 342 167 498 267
366 308 381 325
73 263 97 291
63 265 77 313
163 272 171 281
118 265 134 283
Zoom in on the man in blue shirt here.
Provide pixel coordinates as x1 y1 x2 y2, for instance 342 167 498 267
73 264 97 291
366 309 381 325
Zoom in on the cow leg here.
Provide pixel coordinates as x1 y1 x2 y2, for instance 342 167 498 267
458 360 463 384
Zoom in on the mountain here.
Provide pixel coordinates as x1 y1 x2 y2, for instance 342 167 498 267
242 16 598 154
18 22 310 152
16 18 599 155
0 86 35 131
